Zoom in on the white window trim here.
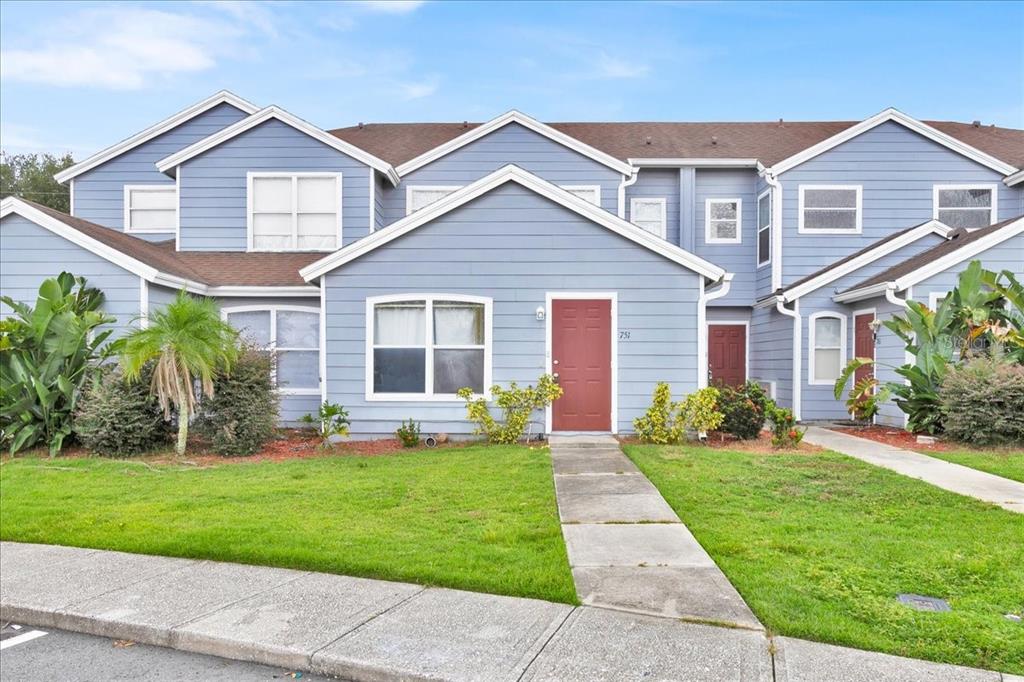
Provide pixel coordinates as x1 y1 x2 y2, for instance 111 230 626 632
629 197 667 238
405 185 464 216
798 185 863 235
123 184 177 234
808 311 847 386
704 198 742 245
246 172 343 252
221 305 322 396
928 291 950 310
560 185 602 206
756 189 772 267
365 293 493 402
932 183 998 227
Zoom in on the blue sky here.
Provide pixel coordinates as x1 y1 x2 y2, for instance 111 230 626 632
1 1 1021 157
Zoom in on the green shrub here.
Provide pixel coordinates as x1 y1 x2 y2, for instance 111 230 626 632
767 404 804 449
716 381 769 439
634 384 724 444
396 419 421 447
457 374 562 444
940 356 1024 446
73 364 170 456
196 349 277 456
679 387 725 436
300 402 350 449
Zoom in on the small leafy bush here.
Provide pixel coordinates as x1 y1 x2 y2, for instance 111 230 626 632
634 384 724 444
196 349 277 456
457 374 562 444
396 418 421 447
74 363 170 456
679 387 725 436
300 402 350 449
767 404 804 449
940 356 1024 446
716 381 769 439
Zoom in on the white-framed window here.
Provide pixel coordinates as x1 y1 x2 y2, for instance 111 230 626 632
757 189 771 266
933 184 997 229
560 185 601 206
798 185 862 234
247 172 342 251
406 185 463 215
630 197 667 238
223 306 321 395
809 312 847 385
366 294 493 401
705 198 742 244
123 185 176 233
928 291 950 310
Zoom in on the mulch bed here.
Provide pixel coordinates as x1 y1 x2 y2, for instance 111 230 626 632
831 425 954 451
618 431 821 454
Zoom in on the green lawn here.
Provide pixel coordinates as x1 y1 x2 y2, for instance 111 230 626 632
623 444 1024 674
923 449 1024 483
0 445 577 604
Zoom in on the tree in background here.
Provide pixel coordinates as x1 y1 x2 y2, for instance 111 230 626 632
0 152 75 212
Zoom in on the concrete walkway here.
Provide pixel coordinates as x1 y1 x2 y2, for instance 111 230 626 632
547 434 761 629
803 427 1024 514
3 542 1015 681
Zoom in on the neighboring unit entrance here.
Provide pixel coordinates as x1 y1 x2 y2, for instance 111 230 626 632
708 324 746 387
551 298 613 431
854 311 876 384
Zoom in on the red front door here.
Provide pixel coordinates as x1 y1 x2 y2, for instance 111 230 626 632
854 312 875 384
708 324 746 387
551 299 612 431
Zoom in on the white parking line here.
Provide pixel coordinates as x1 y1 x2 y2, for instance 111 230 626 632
0 630 48 650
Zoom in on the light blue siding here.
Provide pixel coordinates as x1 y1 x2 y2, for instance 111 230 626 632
910 233 1024 305
73 103 248 241
748 305 794 409
323 183 702 438
625 168 680 244
694 169 758 306
778 121 1024 288
380 123 625 225
178 119 373 251
1 215 141 337
873 295 909 428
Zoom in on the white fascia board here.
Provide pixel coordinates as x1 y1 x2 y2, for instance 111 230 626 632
781 219 954 303
205 285 321 297
301 164 726 282
54 91 259 184
395 110 633 177
628 158 759 168
1004 168 1024 187
765 108 1016 177
156 106 400 185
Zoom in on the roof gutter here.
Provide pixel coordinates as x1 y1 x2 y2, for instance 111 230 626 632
775 296 802 421
617 167 639 219
1004 168 1024 187
884 283 910 308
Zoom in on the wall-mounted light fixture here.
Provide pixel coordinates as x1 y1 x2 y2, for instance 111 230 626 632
535 306 546 321
869 318 883 342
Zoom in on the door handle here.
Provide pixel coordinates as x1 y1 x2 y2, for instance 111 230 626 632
553 372 560 381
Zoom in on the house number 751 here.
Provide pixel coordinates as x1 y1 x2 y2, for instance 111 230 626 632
618 330 631 340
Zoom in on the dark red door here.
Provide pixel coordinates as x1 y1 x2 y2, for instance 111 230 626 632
552 299 612 431
854 312 875 384
708 325 746 387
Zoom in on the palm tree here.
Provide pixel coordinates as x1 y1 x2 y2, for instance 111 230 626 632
119 291 239 456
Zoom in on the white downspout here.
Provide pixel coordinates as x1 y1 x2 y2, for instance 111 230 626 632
697 273 734 388
762 168 783 293
884 283 908 308
884 283 913 429
775 296 801 420
617 168 639 219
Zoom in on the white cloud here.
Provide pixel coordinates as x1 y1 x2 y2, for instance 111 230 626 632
356 1 427 14
397 78 439 100
595 52 650 79
0 122 90 156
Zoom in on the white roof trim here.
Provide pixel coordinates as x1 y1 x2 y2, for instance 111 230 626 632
628 158 759 168
395 110 633 177
205 285 321 297
780 219 954 303
301 164 726 282
156 106 400 185
834 216 1024 303
54 91 260 184
766 108 1017 176
1004 168 1024 187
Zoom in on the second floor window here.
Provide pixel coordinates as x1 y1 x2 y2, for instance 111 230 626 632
705 198 742 244
124 185 176 233
407 186 462 215
757 190 771 266
798 185 862 234
630 198 667 238
248 172 341 251
933 185 997 228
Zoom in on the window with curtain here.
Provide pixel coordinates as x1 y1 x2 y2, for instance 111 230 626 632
757 191 771 265
630 198 667 237
224 307 320 394
407 186 462 214
249 173 341 251
811 314 845 384
799 185 861 233
705 198 741 244
124 185 176 233
370 296 490 398
933 185 996 228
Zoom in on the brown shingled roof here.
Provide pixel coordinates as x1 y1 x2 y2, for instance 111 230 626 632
330 119 1024 169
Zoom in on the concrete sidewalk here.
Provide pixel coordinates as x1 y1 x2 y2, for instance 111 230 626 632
803 427 1024 513
1 542 1013 681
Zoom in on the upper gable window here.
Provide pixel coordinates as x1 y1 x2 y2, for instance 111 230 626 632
124 185 176 233
933 185 997 228
798 185 862 234
248 172 341 251
630 198 667 238
705 198 742 244
561 185 601 206
757 190 771 266
407 186 463 215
